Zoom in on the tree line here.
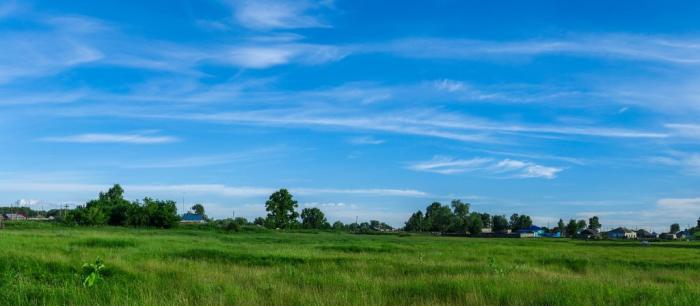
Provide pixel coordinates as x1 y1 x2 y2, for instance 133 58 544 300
65 184 180 228
403 200 533 234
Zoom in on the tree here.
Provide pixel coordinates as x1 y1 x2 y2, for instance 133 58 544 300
450 199 470 232
588 216 601 230
332 221 345 231
576 220 587 232
519 215 533 229
558 219 566 236
84 184 132 226
566 219 579 237
509 214 533 231
405 211 424 232
492 215 509 232
509 214 520 230
264 189 299 229
467 212 483 235
141 198 180 228
480 213 492 228
300 207 327 229
670 223 681 233
425 202 454 232
253 217 266 226
191 204 206 218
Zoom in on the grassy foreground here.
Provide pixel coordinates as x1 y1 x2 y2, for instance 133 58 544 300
1 224 699 305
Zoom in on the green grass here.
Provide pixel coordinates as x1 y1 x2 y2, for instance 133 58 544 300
1 224 699 305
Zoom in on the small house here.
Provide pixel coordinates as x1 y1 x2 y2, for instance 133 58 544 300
659 232 676 240
517 225 544 238
636 229 657 239
180 213 206 224
578 228 601 240
607 227 637 239
3 213 27 221
676 230 690 240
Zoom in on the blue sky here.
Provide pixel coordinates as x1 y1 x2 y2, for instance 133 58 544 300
1 0 700 231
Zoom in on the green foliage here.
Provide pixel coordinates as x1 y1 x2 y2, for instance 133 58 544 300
190 204 207 220
332 221 345 231
509 214 533 231
264 189 299 229
492 215 509 232
424 202 453 232
467 212 483 235
566 219 579 237
588 216 601 230
671 223 681 233
558 219 566 236
300 207 327 229
81 258 105 288
65 185 180 228
404 210 424 232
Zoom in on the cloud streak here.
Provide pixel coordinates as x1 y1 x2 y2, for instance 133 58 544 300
408 156 563 179
231 0 331 30
39 133 179 144
374 34 700 64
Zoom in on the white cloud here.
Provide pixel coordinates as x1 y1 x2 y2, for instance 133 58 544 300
0 182 428 198
15 198 42 206
408 156 493 175
348 136 385 145
231 0 329 30
433 79 466 92
125 149 281 169
217 44 345 68
577 197 700 232
408 156 563 179
666 123 700 139
378 34 700 64
39 133 179 144
650 151 700 175
658 197 700 211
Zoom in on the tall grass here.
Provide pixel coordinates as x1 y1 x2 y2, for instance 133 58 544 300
0 225 698 305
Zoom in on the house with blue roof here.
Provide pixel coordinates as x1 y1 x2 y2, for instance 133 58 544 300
516 225 545 238
181 213 206 224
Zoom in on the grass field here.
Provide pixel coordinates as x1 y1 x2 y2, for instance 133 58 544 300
1 223 699 305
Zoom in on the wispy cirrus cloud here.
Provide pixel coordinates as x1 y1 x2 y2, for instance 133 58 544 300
0 181 428 198
39 133 179 144
348 136 385 145
374 34 700 64
408 156 563 179
124 148 283 168
650 151 700 175
230 0 331 30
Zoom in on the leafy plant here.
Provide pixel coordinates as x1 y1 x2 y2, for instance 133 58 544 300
82 258 106 288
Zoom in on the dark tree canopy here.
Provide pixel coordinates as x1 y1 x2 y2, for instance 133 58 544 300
492 215 509 232
265 189 299 229
425 202 453 232
670 223 681 233
467 212 483 235
588 216 601 230
509 214 533 231
480 213 492 228
565 219 579 237
558 219 566 235
405 210 424 232
301 207 327 229
67 184 180 228
191 204 205 216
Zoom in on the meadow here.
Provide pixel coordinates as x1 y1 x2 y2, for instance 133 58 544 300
1 223 699 305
